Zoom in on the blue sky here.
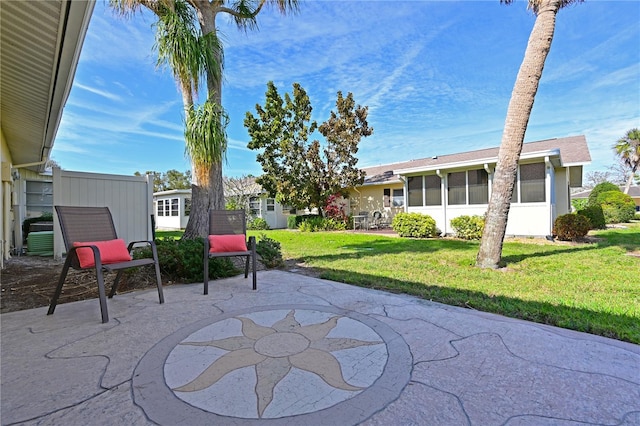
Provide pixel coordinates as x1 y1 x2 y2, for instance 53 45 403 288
53 1 640 179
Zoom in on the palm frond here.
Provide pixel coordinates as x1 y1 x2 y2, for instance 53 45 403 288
185 101 229 184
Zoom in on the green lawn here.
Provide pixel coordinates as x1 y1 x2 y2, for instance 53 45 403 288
248 223 640 344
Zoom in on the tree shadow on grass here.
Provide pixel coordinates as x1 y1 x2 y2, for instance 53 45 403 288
290 264 639 344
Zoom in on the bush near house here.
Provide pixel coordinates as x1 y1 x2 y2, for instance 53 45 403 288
587 182 620 206
596 191 636 224
391 213 438 238
450 215 485 240
287 214 320 229
553 213 591 241
298 217 346 232
577 205 606 230
248 217 270 230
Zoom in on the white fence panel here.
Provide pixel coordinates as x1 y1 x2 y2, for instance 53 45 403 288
52 169 153 259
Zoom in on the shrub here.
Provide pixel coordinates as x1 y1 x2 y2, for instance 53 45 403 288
298 217 346 232
636 211 640 221
571 198 589 212
553 214 590 241
596 191 636 223
248 217 270 230
256 233 284 268
288 214 320 229
588 182 620 206
136 237 236 283
391 213 437 238
577 205 606 229
450 215 485 240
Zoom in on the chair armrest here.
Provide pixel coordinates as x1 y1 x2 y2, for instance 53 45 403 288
69 244 103 269
127 240 155 251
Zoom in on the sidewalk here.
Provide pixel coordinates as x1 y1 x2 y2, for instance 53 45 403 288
1 270 639 425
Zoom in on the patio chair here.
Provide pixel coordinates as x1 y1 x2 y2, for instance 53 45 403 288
48 206 164 323
370 211 388 229
203 209 257 295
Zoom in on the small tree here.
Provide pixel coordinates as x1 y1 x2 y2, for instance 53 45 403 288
614 128 640 194
245 82 372 215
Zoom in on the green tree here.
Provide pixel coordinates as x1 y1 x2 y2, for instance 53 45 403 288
135 170 164 192
614 128 640 194
476 0 583 269
165 169 192 190
245 82 372 214
111 0 299 239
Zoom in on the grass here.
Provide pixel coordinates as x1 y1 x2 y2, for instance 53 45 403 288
249 223 640 344
156 225 639 343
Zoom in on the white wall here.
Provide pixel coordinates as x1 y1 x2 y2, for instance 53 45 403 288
53 169 153 259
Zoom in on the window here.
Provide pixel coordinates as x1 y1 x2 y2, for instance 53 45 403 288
184 198 191 216
383 189 391 207
447 172 466 205
520 163 545 202
249 197 260 216
468 169 488 204
392 189 404 207
266 198 275 211
171 198 179 216
25 181 53 217
157 200 165 216
425 175 442 206
407 177 423 207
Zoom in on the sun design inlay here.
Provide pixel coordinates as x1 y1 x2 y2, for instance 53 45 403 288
164 309 388 418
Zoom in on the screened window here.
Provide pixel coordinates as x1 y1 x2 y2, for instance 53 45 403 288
447 172 466 205
520 163 545 203
25 181 53 217
249 197 260 215
157 200 165 216
468 169 489 204
407 177 423 207
392 189 404 207
425 175 442 206
171 198 179 216
266 198 275 211
184 198 191 216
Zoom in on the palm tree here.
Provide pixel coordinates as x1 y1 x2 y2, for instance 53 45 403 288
111 0 299 238
476 0 583 269
614 128 640 194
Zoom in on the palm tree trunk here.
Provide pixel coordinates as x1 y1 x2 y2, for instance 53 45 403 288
182 4 225 238
476 0 562 269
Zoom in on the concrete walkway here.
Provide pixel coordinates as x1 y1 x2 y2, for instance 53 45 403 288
1 270 639 425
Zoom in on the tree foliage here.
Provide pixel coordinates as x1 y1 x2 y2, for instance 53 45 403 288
135 169 192 192
614 128 640 194
245 82 373 214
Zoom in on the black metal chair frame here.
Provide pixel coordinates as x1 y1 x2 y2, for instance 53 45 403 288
48 206 164 323
203 209 257 294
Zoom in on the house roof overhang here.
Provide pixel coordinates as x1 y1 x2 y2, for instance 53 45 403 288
1 0 95 172
393 148 566 176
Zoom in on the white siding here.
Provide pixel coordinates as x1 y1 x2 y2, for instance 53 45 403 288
53 169 153 259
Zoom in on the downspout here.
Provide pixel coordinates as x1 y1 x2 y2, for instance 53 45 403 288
436 169 445 235
545 156 553 237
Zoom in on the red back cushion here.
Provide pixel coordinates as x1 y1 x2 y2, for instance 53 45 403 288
73 239 132 268
208 234 247 253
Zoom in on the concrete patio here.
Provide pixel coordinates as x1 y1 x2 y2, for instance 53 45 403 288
1 270 639 425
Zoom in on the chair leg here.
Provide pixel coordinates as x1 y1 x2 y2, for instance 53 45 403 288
244 255 249 278
150 244 164 304
153 261 164 304
250 238 257 290
47 256 73 315
109 271 123 299
95 267 109 323
204 254 209 295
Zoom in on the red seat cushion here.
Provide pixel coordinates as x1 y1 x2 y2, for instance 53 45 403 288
73 239 132 268
208 234 248 253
